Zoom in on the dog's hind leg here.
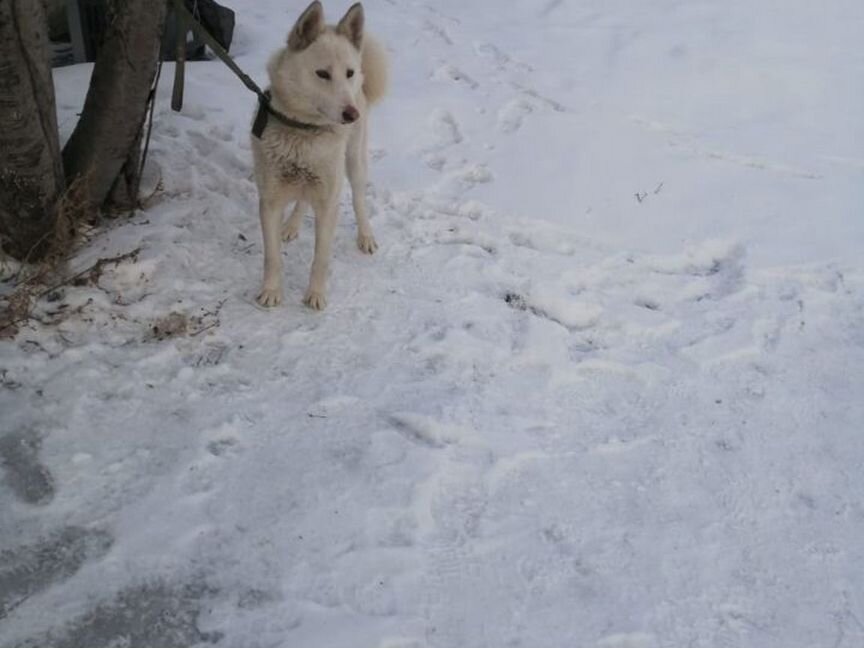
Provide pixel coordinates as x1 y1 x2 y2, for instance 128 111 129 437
282 201 306 241
257 188 292 307
346 121 378 254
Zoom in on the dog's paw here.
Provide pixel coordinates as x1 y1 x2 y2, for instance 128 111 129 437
357 233 378 254
281 223 300 242
303 290 328 311
256 287 283 307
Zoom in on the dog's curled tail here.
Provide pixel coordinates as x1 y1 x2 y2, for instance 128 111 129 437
362 36 389 105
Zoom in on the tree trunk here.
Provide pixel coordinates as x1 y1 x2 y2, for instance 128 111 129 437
62 0 168 211
107 119 144 211
0 0 65 261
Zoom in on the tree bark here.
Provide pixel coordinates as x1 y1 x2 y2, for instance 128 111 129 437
107 118 144 211
0 0 65 261
62 0 168 211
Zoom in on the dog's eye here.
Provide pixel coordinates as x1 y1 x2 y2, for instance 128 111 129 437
315 69 331 80
346 69 355 78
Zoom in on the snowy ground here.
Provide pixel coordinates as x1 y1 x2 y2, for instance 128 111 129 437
2 0 864 646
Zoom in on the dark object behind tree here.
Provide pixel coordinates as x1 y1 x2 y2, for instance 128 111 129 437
184 0 235 52
66 0 234 63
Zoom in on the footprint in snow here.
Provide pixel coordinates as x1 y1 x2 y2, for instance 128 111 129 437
207 123 234 142
18 581 222 648
0 429 55 506
497 97 534 133
307 395 364 419
474 41 534 73
206 437 240 457
508 229 576 256
0 526 114 620
388 413 466 449
429 109 463 147
504 288 602 331
451 164 494 186
184 342 228 368
431 63 479 90
422 19 453 46
187 130 218 156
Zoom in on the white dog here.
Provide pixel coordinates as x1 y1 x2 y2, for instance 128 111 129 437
251 1 388 309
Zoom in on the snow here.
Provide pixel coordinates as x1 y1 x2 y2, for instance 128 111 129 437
2 0 864 647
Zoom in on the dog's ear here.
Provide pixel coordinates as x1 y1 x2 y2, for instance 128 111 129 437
336 2 364 50
288 1 325 51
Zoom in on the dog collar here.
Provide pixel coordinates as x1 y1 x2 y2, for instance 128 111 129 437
252 90 325 138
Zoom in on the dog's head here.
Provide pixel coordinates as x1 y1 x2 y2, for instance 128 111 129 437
268 1 365 125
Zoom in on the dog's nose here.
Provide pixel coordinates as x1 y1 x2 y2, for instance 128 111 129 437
341 106 359 123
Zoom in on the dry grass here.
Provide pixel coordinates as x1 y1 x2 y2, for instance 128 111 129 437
147 299 227 342
0 173 143 339
0 247 140 339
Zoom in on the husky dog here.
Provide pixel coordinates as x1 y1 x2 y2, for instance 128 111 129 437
251 1 388 309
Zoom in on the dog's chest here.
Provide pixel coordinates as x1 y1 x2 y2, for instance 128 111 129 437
277 158 320 185
260 128 343 187
263 141 320 185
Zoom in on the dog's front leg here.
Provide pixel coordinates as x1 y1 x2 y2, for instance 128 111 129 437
303 195 339 310
257 194 288 307
347 122 377 254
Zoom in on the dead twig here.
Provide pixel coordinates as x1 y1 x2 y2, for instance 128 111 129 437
190 298 227 337
69 248 141 287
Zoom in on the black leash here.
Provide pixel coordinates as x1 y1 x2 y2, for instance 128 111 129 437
137 58 163 203
170 0 323 137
